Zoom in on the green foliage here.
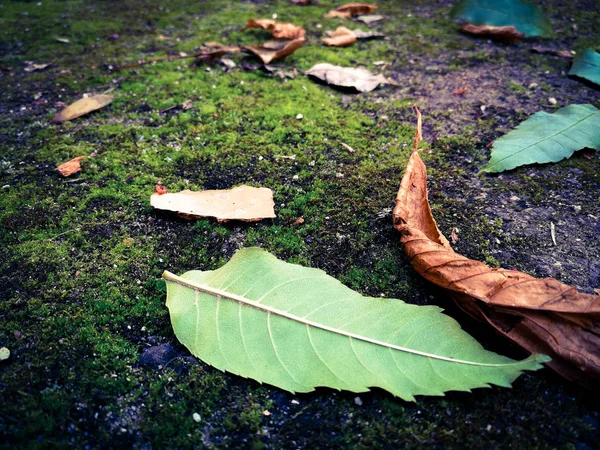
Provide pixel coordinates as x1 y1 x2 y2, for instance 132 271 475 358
451 0 552 37
164 248 547 401
482 104 600 173
569 49 600 86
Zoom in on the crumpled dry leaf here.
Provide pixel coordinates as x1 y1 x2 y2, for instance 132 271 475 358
51 94 114 123
305 63 389 92
246 19 305 40
531 46 573 59
322 27 357 46
325 3 378 19
24 61 52 72
392 106 600 388
356 14 384 25
351 29 385 39
244 38 304 64
150 185 276 222
57 156 86 177
460 23 525 43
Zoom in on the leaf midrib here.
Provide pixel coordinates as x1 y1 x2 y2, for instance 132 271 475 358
164 270 530 368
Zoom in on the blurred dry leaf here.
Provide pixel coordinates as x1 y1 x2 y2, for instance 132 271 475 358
352 29 385 39
24 61 52 72
322 27 357 46
356 14 384 25
246 18 278 30
246 19 305 40
57 156 86 177
244 38 305 64
305 63 389 92
325 3 377 19
150 185 276 222
453 87 468 95
392 106 600 388
157 34 172 40
531 46 573 59
460 23 524 43
51 94 114 123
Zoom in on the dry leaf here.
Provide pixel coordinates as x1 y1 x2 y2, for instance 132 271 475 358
273 23 306 40
24 61 52 72
305 63 389 92
51 94 114 123
150 185 276 222
351 29 385 39
453 87 468 95
460 23 525 43
154 181 168 195
246 19 278 31
244 38 304 64
57 156 86 177
392 106 600 388
531 46 573 59
325 3 377 19
356 14 384 25
322 27 357 47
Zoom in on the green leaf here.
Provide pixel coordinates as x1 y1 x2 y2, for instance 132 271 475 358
481 104 600 173
451 0 552 37
163 248 548 401
569 49 600 86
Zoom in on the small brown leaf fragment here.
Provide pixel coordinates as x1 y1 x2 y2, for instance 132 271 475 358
322 27 357 47
392 106 600 388
305 63 389 92
356 14 384 25
291 217 305 226
273 23 306 40
453 87 468 95
154 181 168 195
24 61 52 72
460 23 524 43
57 156 86 177
450 228 459 244
244 38 304 64
245 18 278 31
51 94 114 123
325 3 378 19
150 185 276 222
531 46 573 59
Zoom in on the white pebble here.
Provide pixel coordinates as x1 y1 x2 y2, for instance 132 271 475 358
193 413 201 423
296 113 303 120
549 97 557 105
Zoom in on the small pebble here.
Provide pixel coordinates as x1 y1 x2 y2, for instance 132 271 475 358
354 397 363 406
193 413 201 423
263 410 271 416
528 82 538 89
549 97 557 105
292 175 299 180
296 113 303 120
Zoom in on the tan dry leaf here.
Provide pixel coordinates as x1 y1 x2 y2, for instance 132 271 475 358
325 3 377 19
305 63 388 92
51 94 114 123
150 185 276 222
460 23 525 44
244 38 304 64
57 156 86 177
531 46 573 59
245 18 278 31
24 62 52 72
392 106 600 388
322 27 357 47
356 14 384 25
273 23 306 40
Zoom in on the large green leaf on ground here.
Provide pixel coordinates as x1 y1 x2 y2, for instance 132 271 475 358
569 49 600 86
451 0 552 37
482 104 600 173
163 248 547 401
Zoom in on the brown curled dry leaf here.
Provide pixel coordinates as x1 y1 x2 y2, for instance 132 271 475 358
325 3 378 19
322 27 357 47
51 94 114 123
460 23 525 44
392 106 600 388
245 19 305 40
244 38 304 64
150 185 276 222
57 156 86 177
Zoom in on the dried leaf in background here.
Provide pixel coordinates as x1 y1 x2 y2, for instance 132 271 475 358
57 156 86 177
531 46 573 59
322 27 357 46
246 19 305 40
392 106 600 388
244 38 304 64
325 3 378 19
150 185 276 222
460 23 524 43
51 94 114 123
24 61 52 72
245 19 278 30
305 63 389 92
356 14 384 25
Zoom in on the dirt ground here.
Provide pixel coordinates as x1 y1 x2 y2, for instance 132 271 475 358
1 0 599 448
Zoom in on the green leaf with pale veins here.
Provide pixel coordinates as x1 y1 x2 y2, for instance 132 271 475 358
163 248 548 401
569 49 600 86
451 0 552 37
482 104 600 173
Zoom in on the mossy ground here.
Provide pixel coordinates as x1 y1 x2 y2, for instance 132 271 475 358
1 0 599 448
